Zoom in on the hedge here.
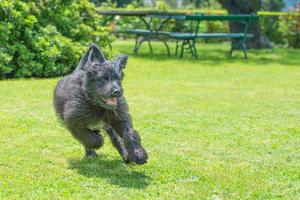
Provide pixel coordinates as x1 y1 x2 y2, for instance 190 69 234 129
0 0 113 79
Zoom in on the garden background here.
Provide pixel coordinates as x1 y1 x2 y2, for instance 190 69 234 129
0 0 299 199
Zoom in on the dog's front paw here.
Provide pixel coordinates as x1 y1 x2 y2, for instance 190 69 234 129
124 129 148 164
85 150 98 158
127 145 148 165
121 151 131 164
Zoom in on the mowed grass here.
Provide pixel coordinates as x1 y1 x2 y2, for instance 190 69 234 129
0 40 300 199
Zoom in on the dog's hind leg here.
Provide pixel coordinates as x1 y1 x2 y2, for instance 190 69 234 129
68 127 104 157
105 126 130 163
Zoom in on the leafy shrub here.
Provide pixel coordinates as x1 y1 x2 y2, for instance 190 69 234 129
155 0 170 11
0 0 113 79
278 4 300 48
200 20 229 39
260 15 284 45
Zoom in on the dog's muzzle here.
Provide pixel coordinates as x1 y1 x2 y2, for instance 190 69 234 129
103 97 117 106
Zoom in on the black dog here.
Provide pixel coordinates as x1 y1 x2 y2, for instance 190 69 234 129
53 44 148 165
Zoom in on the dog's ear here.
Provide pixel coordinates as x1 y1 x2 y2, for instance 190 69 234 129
114 54 128 72
87 43 106 64
76 52 89 70
76 44 106 71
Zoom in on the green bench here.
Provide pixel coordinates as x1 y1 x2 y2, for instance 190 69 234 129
170 14 259 59
123 14 186 56
104 11 259 59
124 28 171 55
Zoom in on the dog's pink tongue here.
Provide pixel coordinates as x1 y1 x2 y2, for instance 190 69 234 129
105 98 117 106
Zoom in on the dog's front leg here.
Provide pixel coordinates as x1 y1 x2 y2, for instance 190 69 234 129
111 121 148 165
105 125 130 163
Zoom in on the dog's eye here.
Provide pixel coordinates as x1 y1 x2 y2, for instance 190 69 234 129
103 76 109 81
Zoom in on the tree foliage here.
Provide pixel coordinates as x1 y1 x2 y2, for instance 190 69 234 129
279 4 300 48
0 0 113 79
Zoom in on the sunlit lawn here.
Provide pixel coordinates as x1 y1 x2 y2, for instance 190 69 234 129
0 40 299 199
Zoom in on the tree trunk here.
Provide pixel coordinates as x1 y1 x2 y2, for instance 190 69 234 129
218 0 272 49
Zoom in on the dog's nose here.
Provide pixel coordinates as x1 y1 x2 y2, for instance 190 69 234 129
112 89 121 97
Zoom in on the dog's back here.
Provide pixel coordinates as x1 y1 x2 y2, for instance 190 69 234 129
53 70 83 120
54 75 69 120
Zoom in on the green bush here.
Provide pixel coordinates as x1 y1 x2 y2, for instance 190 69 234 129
278 5 300 48
260 15 284 45
0 0 113 79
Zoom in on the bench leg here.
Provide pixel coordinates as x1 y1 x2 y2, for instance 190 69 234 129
135 41 142 56
187 39 198 59
241 42 248 59
134 36 145 56
229 39 236 57
134 36 138 55
179 39 198 59
229 39 247 59
180 40 186 59
175 40 179 56
147 39 153 53
134 35 140 56
162 40 170 56
229 46 234 57
192 39 198 60
156 36 170 56
187 40 194 57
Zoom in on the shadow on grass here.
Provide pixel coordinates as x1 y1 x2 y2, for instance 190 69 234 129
68 155 151 189
114 41 300 67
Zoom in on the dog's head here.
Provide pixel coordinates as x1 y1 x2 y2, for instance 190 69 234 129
78 43 128 109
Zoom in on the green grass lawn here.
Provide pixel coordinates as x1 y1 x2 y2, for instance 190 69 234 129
0 41 299 199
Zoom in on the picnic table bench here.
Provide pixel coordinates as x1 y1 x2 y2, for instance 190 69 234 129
170 14 259 59
99 11 185 56
98 11 258 59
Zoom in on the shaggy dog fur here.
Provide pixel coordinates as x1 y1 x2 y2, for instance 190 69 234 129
53 44 148 164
